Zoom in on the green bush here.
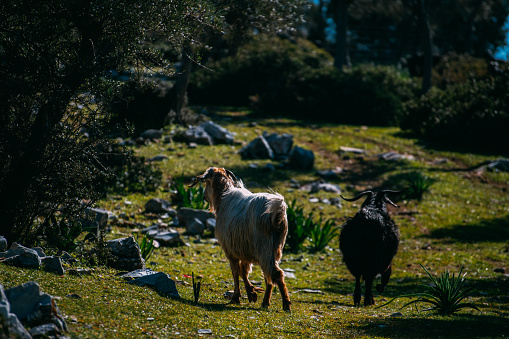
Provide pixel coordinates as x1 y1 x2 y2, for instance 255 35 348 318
308 217 338 253
432 54 490 89
190 37 417 125
400 70 509 151
285 200 315 253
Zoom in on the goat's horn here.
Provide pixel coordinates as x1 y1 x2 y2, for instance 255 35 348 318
384 195 399 208
340 191 373 202
380 187 409 195
188 177 201 188
224 169 239 182
188 168 216 187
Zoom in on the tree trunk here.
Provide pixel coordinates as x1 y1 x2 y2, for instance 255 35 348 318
334 0 351 70
172 43 193 122
419 0 433 94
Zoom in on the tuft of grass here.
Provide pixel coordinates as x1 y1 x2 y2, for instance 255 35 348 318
402 171 437 200
377 264 479 315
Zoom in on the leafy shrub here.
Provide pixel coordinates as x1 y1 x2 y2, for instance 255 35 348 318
104 152 163 195
171 177 208 209
378 264 479 315
432 54 489 89
308 217 338 253
190 37 417 125
400 70 509 152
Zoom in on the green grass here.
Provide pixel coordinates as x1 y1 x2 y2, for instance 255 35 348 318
2 108 509 338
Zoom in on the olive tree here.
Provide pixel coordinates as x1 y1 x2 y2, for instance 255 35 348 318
0 0 218 244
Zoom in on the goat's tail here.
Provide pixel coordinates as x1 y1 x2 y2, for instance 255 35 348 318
266 196 287 234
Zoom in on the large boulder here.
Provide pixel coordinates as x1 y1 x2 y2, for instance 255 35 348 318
239 135 274 160
487 158 509 172
152 230 184 247
264 132 294 159
183 126 213 145
186 218 205 235
289 146 315 170
0 236 7 252
105 237 145 271
140 129 163 140
41 256 65 275
199 121 234 145
0 243 41 269
4 281 67 334
0 285 31 339
81 207 109 236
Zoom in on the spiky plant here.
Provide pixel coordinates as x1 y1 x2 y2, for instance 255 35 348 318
308 217 338 253
378 264 479 315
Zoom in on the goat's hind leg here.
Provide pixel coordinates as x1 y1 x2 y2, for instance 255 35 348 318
228 257 242 304
271 265 291 312
239 261 258 303
354 276 361 306
261 275 273 309
364 276 375 306
376 264 392 293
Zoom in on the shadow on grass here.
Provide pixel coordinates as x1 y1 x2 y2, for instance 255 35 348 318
356 314 509 338
424 215 509 243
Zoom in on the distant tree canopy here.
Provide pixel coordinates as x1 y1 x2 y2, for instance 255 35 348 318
303 0 509 65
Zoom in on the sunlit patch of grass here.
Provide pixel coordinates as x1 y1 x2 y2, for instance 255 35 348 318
2 109 509 338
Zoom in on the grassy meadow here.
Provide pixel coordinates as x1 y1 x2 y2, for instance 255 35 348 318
2 108 508 338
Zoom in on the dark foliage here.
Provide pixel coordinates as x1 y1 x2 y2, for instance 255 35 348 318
400 66 509 152
190 37 418 125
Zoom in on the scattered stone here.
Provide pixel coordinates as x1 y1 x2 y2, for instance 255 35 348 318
0 236 7 252
494 268 505 274
0 285 31 339
330 197 342 208
0 243 41 269
390 312 404 317
41 256 65 275
198 329 213 335
65 293 81 299
152 231 184 247
82 207 109 236
105 236 145 271
284 271 296 279
316 168 342 180
29 323 61 338
377 152 414 162
289 146 314 170
148 154 168 162
224 290 235 299
128 272 180 298
140 129 162 140
121 268 158 281
186 218 205 235
338 146 365 154
200 121 234 145
188 142 198 149
263 163 276 171
309 197 320 203
300 180 341 194
206 218 216 232
4 281 68 334
177 208 215 226
145 198 176 215
487 159 509 173
298 289 324 294
239 135 274 160
60 251 78 263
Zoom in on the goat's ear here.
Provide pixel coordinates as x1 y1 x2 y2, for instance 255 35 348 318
189 167 217 187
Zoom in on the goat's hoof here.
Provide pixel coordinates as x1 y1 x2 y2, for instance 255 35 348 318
376 284 385 293
283 305 291 313
364 299 375 306
261 302 270 309
248 292 258 303
229 296 241 304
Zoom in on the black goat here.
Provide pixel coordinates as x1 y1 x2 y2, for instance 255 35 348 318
339 189 405 306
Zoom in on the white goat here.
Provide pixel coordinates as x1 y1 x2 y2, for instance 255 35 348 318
189 167 291 311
